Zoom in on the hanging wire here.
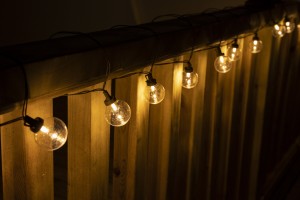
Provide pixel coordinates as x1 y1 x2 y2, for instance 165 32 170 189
0 54 29 127
49 30 113 92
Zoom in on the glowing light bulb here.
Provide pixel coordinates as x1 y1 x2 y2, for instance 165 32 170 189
285 19 295 33
103 91 131 127
214 47 232 73
249 34 263 53
24 115 68 151
144 73 165 104
227 39 241 61
272 24 286 38
182 63 198 89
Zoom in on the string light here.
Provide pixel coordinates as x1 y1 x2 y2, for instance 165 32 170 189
103 90 131 127
285 17 295 33
227 38 241 61
0 54 68 151
272 23 286 38
249 33 263 53
182 62 198 89
214 47 232 73
24 115 68 151
144 73 165 104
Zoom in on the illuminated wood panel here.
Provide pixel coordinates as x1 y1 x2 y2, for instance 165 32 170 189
1 100 54 200
1 21 300 200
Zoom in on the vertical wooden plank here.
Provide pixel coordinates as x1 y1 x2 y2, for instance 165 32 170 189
226 36 253 200
144 62 181 200
134 74 150 200
112 75 140 200
1 100 54 200
239 28 273 200
189 50 208 200
68 83 110 200
165 60 184 200
210 44 236 200
53 96 68 200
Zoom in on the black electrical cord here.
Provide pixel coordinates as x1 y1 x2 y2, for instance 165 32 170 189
0 54 29 127
49 30 112 91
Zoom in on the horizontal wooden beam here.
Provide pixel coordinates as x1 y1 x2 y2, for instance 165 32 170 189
0 2 299 114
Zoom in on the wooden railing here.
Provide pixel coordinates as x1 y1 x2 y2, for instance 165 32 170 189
1 2 300 200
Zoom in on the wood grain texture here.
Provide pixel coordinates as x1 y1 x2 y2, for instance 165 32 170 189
112 74 141 200
146 62 181 200
1 99 54 200
1 3 297 115
1 23 300 200
68 83 110 200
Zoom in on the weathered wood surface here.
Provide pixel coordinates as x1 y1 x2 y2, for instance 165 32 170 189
0 26 300 200
0 3 298 115
1 100 54 200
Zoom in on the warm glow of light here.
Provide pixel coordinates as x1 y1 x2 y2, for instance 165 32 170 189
51 133 58 139
150 86 155 91
253 40 258 45
274 24 280 30
111 103 118 111
286 21 290 26
186 72 191 78
232 48 237 53
40 126 49 133
220 56 224 63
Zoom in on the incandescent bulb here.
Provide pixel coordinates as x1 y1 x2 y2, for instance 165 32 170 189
182 71 198 89
214 48 232 73
249 34 263 53
144 84 165 104
227 40 241 61
182 63 198 89
144 73 165 104
24 115 68 151
103 90 131 127
105 100 131 126
272 24 286 38
285 19 295 33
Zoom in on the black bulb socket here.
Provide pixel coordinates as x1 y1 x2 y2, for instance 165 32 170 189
103 90 116 106
253 33 259 41
232 39 239 48
24 115 44 133
216 47 224 57
145 73 157 86
184 62 193 73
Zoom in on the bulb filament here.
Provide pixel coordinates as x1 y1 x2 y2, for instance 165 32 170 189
111 103 118 111
41 126 49 133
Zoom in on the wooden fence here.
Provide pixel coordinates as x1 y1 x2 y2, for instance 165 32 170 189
1 26 300 200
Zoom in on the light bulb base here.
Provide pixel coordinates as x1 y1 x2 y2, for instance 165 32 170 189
232 39 239 48
184 62 193 73
24 115 44 133
253 32 259 41
145 73 157 86
216 47 224 56
103 90 116 106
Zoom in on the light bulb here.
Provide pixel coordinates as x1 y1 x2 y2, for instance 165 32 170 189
249 34 263 53
227 39 241 61
103 91 131 127
285 19 295 33
144 73 165 104
182 63 198 89
214 47 232 73
24 115 68 151
272 24 286 38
